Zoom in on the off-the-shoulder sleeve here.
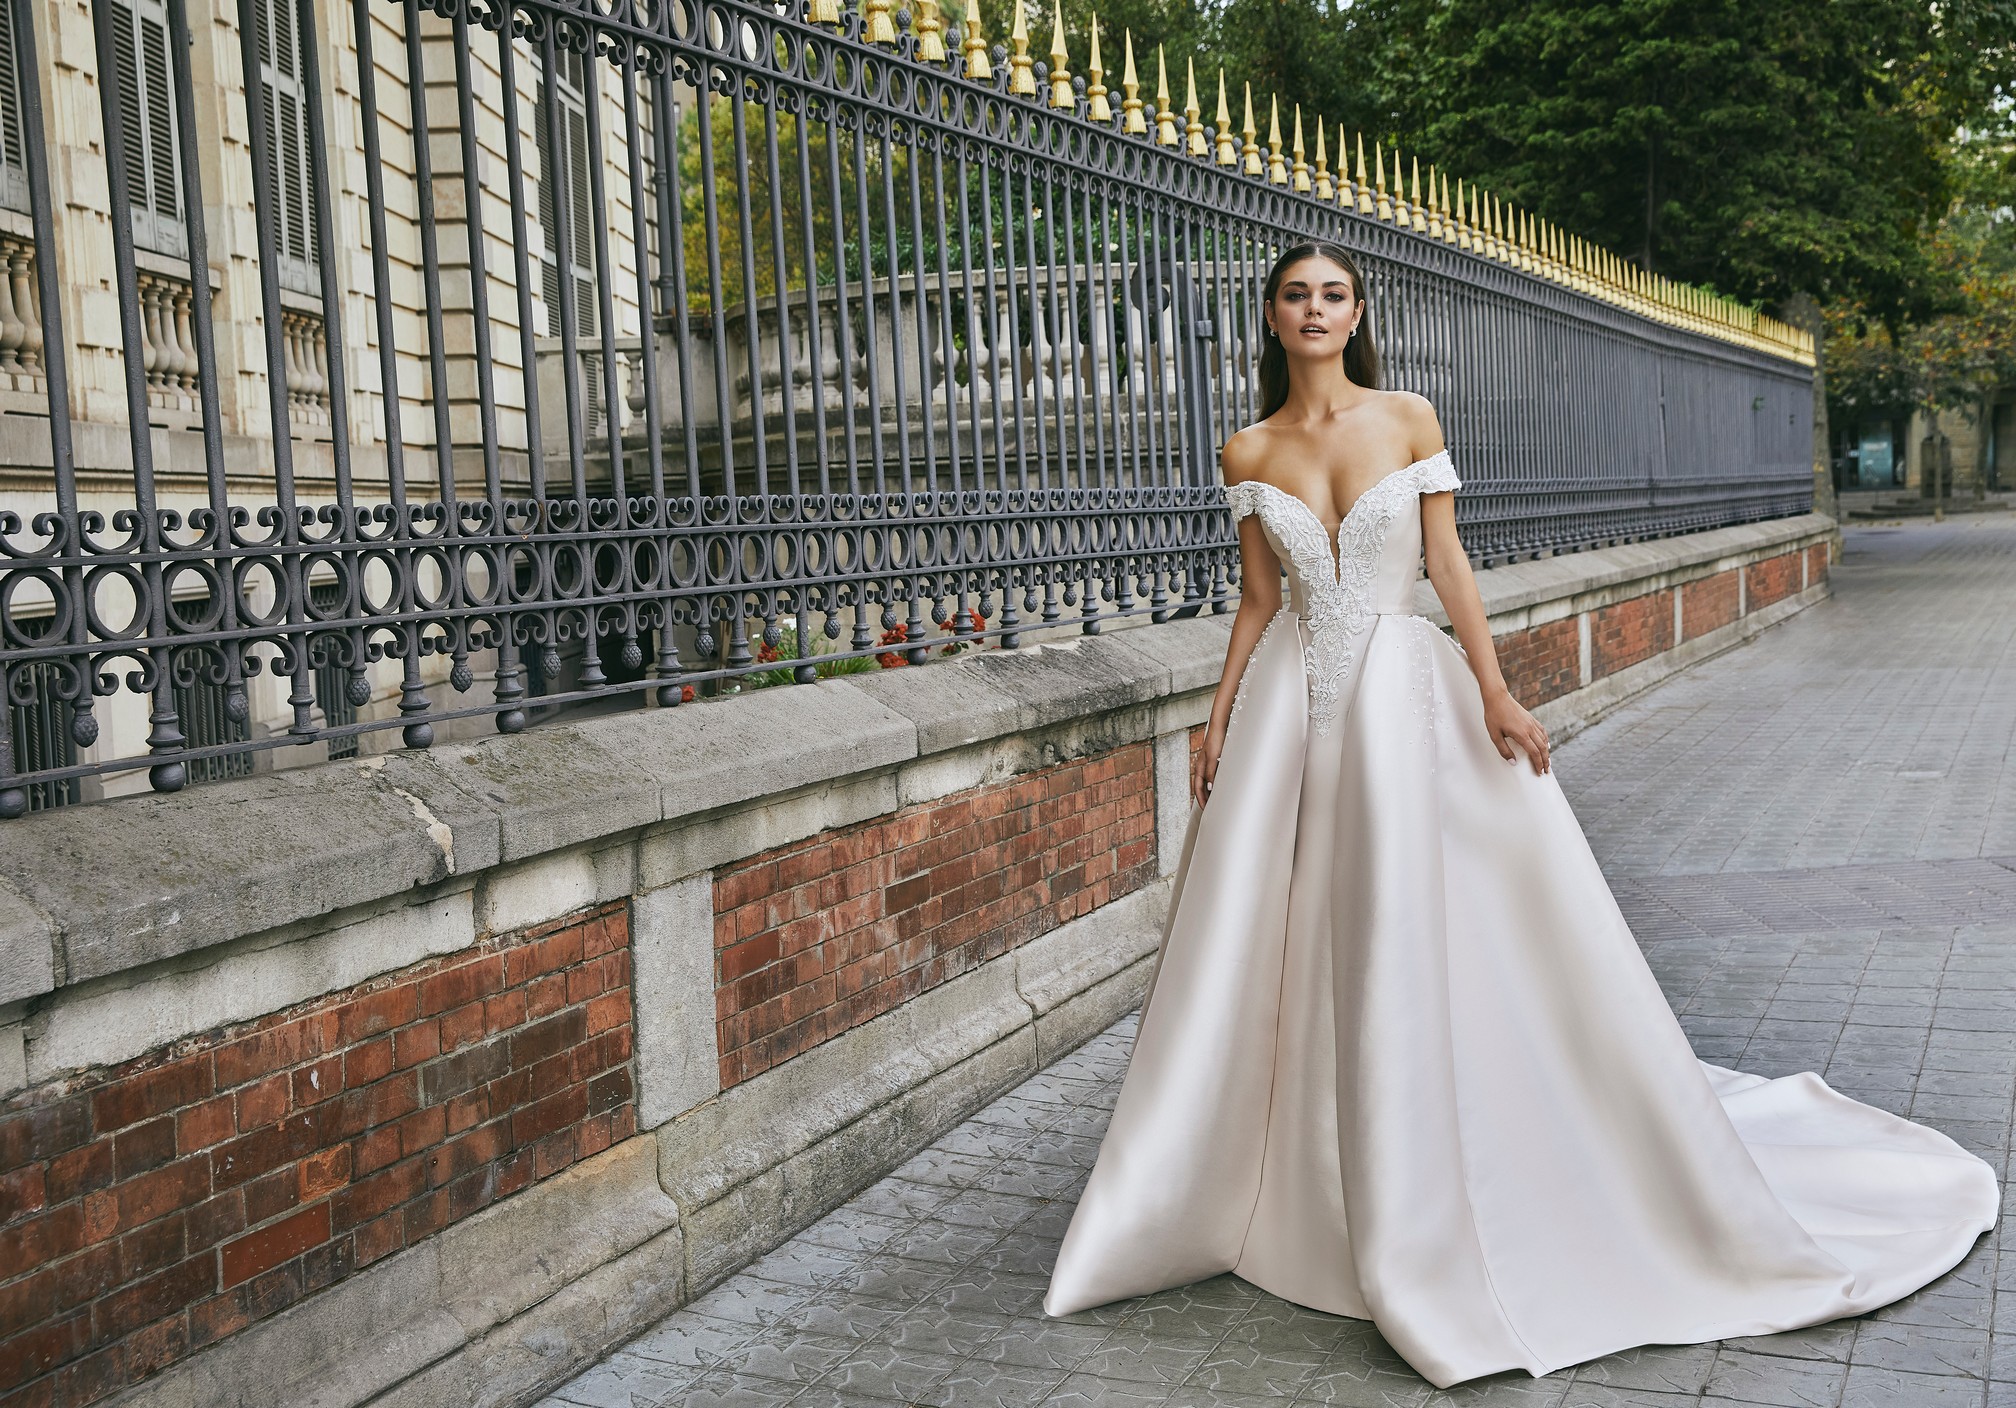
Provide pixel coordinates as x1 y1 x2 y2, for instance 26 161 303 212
1416 449 1461 494
1223 481 1265 519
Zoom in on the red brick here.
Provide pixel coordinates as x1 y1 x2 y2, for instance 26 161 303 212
332 986 419 1048
0 1098 93 1175
391 1020 441 1071
418 956 505 1018
290 1057 344 1109
213 1021 321 1092
91 1057 214 1136
110 1119 177 1183
188 1288 250 1350
220 1203 330 1290
233 1075 289 1134
116 1212 186 1280
298 1147 352 1202
437 1001 487 1055
91 1257 213 1343
44 1139 112 1205
175 1098 235 1157
0 1310 89 1392
242 1169 299 1227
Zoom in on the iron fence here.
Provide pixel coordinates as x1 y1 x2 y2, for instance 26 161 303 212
0 0 1815 814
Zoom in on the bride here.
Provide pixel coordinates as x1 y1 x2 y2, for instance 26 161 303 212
1041 240 1997 1386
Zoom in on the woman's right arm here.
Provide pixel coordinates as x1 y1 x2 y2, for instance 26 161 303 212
1193 441 1283 806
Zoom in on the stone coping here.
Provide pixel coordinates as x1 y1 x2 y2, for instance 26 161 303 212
0 512 1836 1005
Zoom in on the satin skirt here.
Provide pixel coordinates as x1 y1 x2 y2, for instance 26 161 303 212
1042 609 1997 1387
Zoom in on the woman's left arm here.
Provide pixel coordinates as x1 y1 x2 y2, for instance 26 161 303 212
1406 401 1552 774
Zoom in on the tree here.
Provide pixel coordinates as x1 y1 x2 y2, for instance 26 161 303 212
1343 0 2008 322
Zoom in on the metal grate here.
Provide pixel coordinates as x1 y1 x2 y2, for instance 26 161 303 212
0 0 1816 814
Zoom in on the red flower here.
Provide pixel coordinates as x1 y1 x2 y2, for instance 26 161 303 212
876 624 911 669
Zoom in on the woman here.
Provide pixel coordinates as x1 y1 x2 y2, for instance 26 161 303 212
1041 241 1996 1387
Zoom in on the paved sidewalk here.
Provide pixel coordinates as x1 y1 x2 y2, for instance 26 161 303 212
543 518 2016 1408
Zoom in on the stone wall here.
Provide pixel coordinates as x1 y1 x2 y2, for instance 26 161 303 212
0 511 1836 1408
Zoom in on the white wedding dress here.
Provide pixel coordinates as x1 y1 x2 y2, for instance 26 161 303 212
1042 451 1997 1386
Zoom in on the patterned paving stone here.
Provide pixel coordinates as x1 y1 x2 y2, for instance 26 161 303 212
547 520 2016 1404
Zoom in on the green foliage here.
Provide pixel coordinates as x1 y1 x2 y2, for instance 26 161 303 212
739 623 882 689
1826 122 2016 426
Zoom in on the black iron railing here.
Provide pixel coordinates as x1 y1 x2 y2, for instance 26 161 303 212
0 0 1814 814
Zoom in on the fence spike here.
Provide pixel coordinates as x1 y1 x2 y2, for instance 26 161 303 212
1440 170 1457 243
1152 45 1177 143
1373 140 1392 220
864 0 896 45
1214 70 1236 164
1268 96 1287 185
1410 155 1426 233
916 0 946 62
1048 0 1074 108
807 0 840 30
1424 163 1441 238
1009 0 1035 94
1453 178 1470 250
1312 115 1331 200
1242 83 1263 176
1120 30 1144 133
1186 58 1207 155
1086 16 1109 120
961 0 992 78
1356 132 1373 214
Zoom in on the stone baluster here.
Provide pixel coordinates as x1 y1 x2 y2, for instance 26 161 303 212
0 236 23 377
12 243 41 379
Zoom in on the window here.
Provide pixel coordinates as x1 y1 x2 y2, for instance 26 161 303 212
537 48 597 343
168 594 252 784
0 0 29 213
111 0 186 259
309 582 358 758
7 617 80 812
250 0 318 294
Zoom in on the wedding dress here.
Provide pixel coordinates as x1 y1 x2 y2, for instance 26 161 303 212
1042 450 1997 1386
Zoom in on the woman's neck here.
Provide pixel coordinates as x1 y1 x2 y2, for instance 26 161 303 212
1276 358 1370 422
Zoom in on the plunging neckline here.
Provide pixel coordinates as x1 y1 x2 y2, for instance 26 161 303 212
1238 451 1446 585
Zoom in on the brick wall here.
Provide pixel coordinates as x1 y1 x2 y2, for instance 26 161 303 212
1808 543 1830 588
1495 615 1582 707
1745 553 1801 613
0 905 635 1408
1590 588 1676 679
1682 570 1741 637
713 744 1158 1088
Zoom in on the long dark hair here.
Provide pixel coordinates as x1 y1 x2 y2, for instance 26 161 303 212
1256 241 1382 419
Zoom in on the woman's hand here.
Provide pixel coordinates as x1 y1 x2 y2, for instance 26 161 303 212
1191 726 1224 806
1483 687 1550 774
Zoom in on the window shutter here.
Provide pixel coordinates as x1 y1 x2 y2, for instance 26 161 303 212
253 0 318 293
111 0 186 258
0 0 26 211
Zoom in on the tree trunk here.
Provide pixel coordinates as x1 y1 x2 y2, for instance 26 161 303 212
1781 292 1836 524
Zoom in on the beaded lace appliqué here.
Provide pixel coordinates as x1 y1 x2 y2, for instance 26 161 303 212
1226 451 1460 737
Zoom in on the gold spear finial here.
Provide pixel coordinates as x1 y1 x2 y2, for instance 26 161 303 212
1048 0 1074 109
1373 140 1392 220
1214 70 1236 164
1241 83 1262 176
1388 147 1408 224
1009 0 1034 94
1086 16 1109 120
1268 97 1287 185
1120 30 1143 132
1410 155 1427 233
807 0 840 30
1152 44 1176 144
1424 164 1441 239
960 0 991 78
1355 132 1372 214
863 0 896 44
1452 178 1469 251
1312 117 1331 200
915 0 946 61
1335 124 1352 206
1440 171 1457 243
1184 58 1206 155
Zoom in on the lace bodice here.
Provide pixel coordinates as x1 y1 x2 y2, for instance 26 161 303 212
1226 450 1461 735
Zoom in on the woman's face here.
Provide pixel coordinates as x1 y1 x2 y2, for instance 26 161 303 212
1265 255 1363 364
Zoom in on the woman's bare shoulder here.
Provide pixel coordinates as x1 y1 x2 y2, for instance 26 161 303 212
1370 390 1445 458
1220 423 1274 486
